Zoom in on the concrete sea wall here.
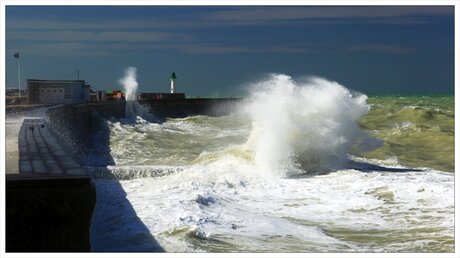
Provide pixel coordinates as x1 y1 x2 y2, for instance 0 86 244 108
139 98 241 118
6 101 125 252
46 101 125 159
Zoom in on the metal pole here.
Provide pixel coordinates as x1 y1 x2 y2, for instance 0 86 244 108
17 57 21 99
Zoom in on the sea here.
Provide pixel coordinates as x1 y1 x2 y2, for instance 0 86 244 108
82 73 454 252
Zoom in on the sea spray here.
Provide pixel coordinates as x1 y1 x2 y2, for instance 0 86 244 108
244 74 369 177
119 67 158 122
119 67 138 118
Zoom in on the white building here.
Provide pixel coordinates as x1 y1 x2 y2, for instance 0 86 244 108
27 79 91 104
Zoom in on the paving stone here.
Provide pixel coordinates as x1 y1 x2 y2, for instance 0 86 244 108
25 133 34 142
66 168 88 176
56 155 80 169
34 137 47 149
39 147 50 155
44 139 59 147
28 154 41 160
32 160 47 174
39 126 52 137
19 160 33 173
19 146 28 154
40 135 54 144
41 153 54 160
18 136 26 145
52 150 67 156
34 134 45 144
36 143 47 150
27 144 39 154
44 160 64 174
45 139 65 153
18 118 89 177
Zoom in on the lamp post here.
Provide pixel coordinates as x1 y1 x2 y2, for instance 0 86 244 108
13 52 21 100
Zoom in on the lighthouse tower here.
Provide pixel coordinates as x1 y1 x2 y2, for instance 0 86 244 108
170 72 177 93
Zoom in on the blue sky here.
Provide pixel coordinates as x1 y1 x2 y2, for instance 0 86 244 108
5 6 454 96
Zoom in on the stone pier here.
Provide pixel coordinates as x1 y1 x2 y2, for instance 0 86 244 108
18 118 88 176
6 118 96 251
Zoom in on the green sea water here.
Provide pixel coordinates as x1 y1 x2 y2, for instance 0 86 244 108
358 95 454 172
91 92 454 252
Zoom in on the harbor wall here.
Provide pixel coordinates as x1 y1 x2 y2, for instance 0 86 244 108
6 101 125 252
45 101 126 159
138 98 242 118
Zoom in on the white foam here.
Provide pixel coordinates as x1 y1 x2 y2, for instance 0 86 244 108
90 74 454 252
119 67 159 122
117 159 453 252
242 74 369 177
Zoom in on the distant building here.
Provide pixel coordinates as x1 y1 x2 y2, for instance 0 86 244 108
27 79 91 104
5 88 27 97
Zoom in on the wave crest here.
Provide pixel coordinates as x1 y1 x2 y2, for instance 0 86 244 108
243 74 369 177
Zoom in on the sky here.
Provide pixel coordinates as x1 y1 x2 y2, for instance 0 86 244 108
5 5 455 96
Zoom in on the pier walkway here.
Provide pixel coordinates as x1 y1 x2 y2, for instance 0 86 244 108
6 118 95 252
18 118 87 177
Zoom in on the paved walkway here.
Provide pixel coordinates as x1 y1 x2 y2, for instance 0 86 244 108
5 118 22 174
18 118 87 177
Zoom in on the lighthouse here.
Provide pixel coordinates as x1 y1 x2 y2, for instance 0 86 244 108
170 72 177 93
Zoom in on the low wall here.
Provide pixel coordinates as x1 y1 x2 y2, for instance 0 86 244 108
138 98 242 118
6 104 50 113
45 101 125 160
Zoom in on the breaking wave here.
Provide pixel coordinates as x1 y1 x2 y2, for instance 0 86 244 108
242 74 369 177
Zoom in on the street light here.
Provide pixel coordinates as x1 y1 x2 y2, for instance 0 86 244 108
13 51 21 100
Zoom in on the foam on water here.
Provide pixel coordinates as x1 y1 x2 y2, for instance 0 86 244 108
116 158 453 252
243 74 369 177
89 74 454 252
